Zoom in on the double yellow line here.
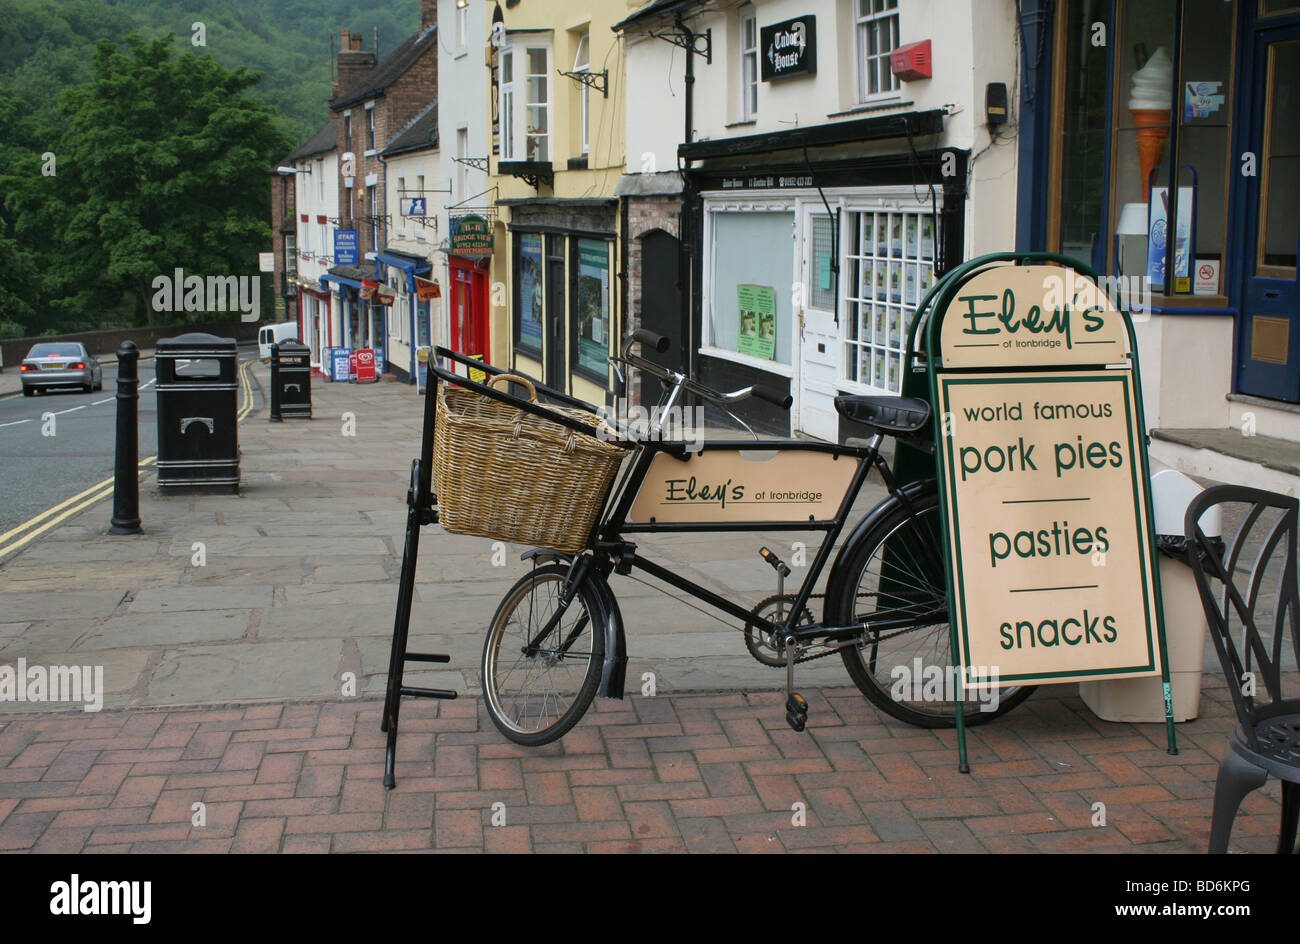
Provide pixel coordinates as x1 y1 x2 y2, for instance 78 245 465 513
0 358 258 561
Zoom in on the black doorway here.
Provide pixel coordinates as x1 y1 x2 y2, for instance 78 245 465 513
639 229 685 406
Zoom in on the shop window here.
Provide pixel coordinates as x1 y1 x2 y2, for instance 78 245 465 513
843 208 936 394
1107 0 1237 296
514 232 543 355
740 5 758 120
855 0 900 103
706 210 794 366
572 238 611 381
1260 39 1299 275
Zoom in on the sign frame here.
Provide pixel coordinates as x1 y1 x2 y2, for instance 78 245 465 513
914 251 1176 770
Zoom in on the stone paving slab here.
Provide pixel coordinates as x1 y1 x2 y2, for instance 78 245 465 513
0 675 1284 853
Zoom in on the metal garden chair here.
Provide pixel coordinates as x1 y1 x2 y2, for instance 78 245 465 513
1185 484 1300 854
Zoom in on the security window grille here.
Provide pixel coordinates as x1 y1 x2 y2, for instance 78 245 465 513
741 9 758 120
856 0 900 102
843 208 935 393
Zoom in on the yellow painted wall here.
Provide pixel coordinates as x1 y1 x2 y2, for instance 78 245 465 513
484 2 627 403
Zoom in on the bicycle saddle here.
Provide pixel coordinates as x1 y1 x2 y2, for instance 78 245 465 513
834 395 931 435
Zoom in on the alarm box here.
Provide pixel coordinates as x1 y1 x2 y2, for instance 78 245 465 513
890 40 932 81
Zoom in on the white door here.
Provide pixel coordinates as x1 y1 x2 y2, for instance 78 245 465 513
795 207 842 441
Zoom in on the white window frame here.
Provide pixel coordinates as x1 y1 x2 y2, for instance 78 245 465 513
699 193 797 377
740 6 758 121
498 38 552 163
366 102 376 153
573 32 590 155
855 0 901 104
500 47 516 161
455 0 469 49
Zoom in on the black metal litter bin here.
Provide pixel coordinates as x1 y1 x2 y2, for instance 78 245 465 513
155 332 240 491
270 340 312 421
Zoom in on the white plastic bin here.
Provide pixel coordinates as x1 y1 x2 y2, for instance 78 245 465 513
1078 470 1221 723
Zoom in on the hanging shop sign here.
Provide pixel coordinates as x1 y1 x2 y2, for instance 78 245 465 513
359 278 379 300
449 214 493 255
401 197 428 217
415 276 441 300
929 261 1164 689
374 285 396 306
760 16 816 82
334 230 359 265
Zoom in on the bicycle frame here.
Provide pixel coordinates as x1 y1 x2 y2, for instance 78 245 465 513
428 345 943 652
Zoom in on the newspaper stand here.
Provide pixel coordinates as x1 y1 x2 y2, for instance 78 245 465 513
381 346 612 788
905 252 1177 771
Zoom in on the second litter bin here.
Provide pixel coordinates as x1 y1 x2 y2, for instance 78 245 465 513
270 340 312 420
155 332 240 492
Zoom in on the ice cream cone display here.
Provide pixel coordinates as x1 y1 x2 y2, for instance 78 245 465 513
1131 109 1171 192
1128 47 1173 193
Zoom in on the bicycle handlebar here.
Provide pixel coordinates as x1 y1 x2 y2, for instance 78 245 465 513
630 328 670 354
618 331 791 412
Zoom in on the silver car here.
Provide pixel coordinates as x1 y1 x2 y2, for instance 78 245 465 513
19 342 103 396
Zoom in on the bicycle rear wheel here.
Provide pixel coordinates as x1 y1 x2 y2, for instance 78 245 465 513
481 564 605 746
834 483 1033 727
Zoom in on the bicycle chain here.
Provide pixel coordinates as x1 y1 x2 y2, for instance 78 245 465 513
745 590 850 666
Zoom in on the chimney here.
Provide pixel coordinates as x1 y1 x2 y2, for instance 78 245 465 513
421 0 437 31
335 27 376 99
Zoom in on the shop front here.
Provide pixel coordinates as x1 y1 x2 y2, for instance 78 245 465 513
680 116 966 439
500 198 620 407
1033 0 1300 441
376 249 434 382
443 213 494 377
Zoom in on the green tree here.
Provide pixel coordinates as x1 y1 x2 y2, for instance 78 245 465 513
5 34 292 326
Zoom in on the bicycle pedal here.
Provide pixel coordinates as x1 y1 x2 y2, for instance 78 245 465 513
785 692 809 732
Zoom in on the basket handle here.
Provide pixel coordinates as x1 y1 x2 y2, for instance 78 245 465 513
488 373 537 403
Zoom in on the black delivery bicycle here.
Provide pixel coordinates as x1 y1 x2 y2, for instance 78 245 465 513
433 328 1035 747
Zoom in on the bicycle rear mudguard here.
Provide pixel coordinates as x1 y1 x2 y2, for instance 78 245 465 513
821 477 938 620
521 550 628 699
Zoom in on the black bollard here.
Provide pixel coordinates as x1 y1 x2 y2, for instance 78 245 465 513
268 341 282 422
109 340 142 535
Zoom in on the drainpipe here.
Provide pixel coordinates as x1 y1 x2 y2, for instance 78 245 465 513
677 15 694 146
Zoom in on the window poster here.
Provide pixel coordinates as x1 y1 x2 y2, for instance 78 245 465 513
737 283 776 360
1147 186 1194 293
576 239 610 374
519 234 542 348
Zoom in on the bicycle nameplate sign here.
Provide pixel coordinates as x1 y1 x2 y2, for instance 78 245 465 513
931 264 1163 688
627 448 856 525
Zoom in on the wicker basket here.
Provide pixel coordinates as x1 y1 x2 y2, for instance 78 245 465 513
432 373 629 553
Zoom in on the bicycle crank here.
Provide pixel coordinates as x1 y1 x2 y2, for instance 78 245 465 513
744 594 815 667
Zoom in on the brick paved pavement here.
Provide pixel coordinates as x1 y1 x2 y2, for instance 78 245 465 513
0 671 1284 853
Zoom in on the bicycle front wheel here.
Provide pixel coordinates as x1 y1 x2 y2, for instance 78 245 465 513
481 564 605 746
835 483 1034 727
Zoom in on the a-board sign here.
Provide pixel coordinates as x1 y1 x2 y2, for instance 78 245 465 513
354 349 377 383
931 263 1163 687
627 449 855 525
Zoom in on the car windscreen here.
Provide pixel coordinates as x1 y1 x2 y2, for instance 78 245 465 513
27 343 83 358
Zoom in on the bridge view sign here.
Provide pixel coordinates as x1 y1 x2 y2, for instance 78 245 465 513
929 263 1168 693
